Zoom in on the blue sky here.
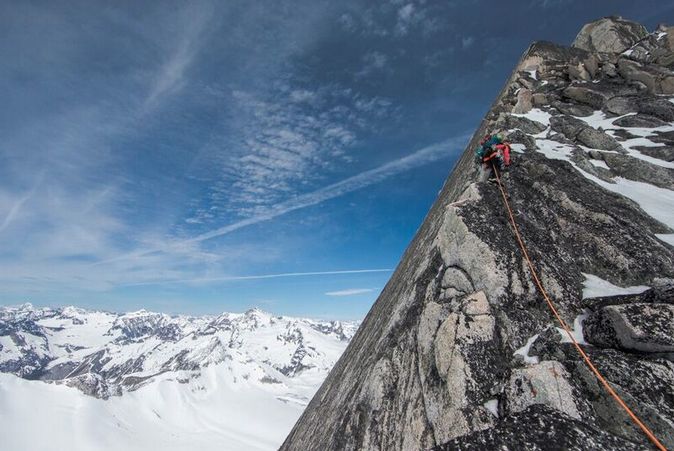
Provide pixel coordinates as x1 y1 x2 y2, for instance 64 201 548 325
1 1 673 319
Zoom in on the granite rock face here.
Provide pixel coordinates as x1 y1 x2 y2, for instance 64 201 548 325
281 17 674 451
572 16 648 54
505 360 580 419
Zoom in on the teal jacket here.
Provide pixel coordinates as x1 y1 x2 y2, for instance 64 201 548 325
475 134 503 162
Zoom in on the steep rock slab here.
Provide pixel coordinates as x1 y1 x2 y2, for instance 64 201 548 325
282 18 674 451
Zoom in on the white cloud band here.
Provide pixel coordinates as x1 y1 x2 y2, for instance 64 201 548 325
325 288 375 296
126 268 392 286
96 132 469 265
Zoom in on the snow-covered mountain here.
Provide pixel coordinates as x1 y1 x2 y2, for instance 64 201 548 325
0 303 358 450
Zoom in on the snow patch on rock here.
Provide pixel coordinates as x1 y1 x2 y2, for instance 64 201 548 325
582 273 650 299
483 399 499 418
556 312 589 345
513 108 552 126
514 334 540 364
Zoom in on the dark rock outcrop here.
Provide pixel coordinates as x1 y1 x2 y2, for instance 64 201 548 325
637 97 674 121
584 302 674 353
577 126 621 150
64 373 121 399
281 17 674 451
618 58 674 95
635 145 674 162
432 404 649 451
563 84 614 109
612 114 668 128
582 283 674 355
625 25 674 66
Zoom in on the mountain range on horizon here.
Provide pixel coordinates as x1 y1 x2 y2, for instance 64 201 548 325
0 303 357 450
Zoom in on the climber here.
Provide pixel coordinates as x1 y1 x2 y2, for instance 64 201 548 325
475 133 511 182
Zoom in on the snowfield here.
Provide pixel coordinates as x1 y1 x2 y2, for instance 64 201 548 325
0 305 359 451
0 368 299 451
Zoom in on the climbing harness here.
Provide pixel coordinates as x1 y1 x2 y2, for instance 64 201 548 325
491 162 667 451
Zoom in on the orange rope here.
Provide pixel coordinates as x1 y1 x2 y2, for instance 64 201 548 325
491 163 666 451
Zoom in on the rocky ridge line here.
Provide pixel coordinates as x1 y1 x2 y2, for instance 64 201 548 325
281 16 674 451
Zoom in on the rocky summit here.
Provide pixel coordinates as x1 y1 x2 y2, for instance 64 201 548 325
281 17 674 451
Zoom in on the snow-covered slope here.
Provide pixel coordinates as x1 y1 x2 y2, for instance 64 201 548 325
0 304 358 450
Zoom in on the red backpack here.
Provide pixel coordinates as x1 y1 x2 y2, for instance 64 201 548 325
495 143 511 166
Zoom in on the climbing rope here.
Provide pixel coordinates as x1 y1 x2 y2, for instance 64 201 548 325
491 163 667 451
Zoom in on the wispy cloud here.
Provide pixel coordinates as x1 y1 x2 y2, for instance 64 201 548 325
142 4 214 111
394 2 434 37
531 0 573 7
186 133 469 243
325 288 375 296
127 269 392 286
186 85 395 222
0 3 225 296
0 180 40 234
462 36 475 49
0 0 475 313
98 133 469 265
395 4 416 35
356 51 390 78
337 2 443 39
